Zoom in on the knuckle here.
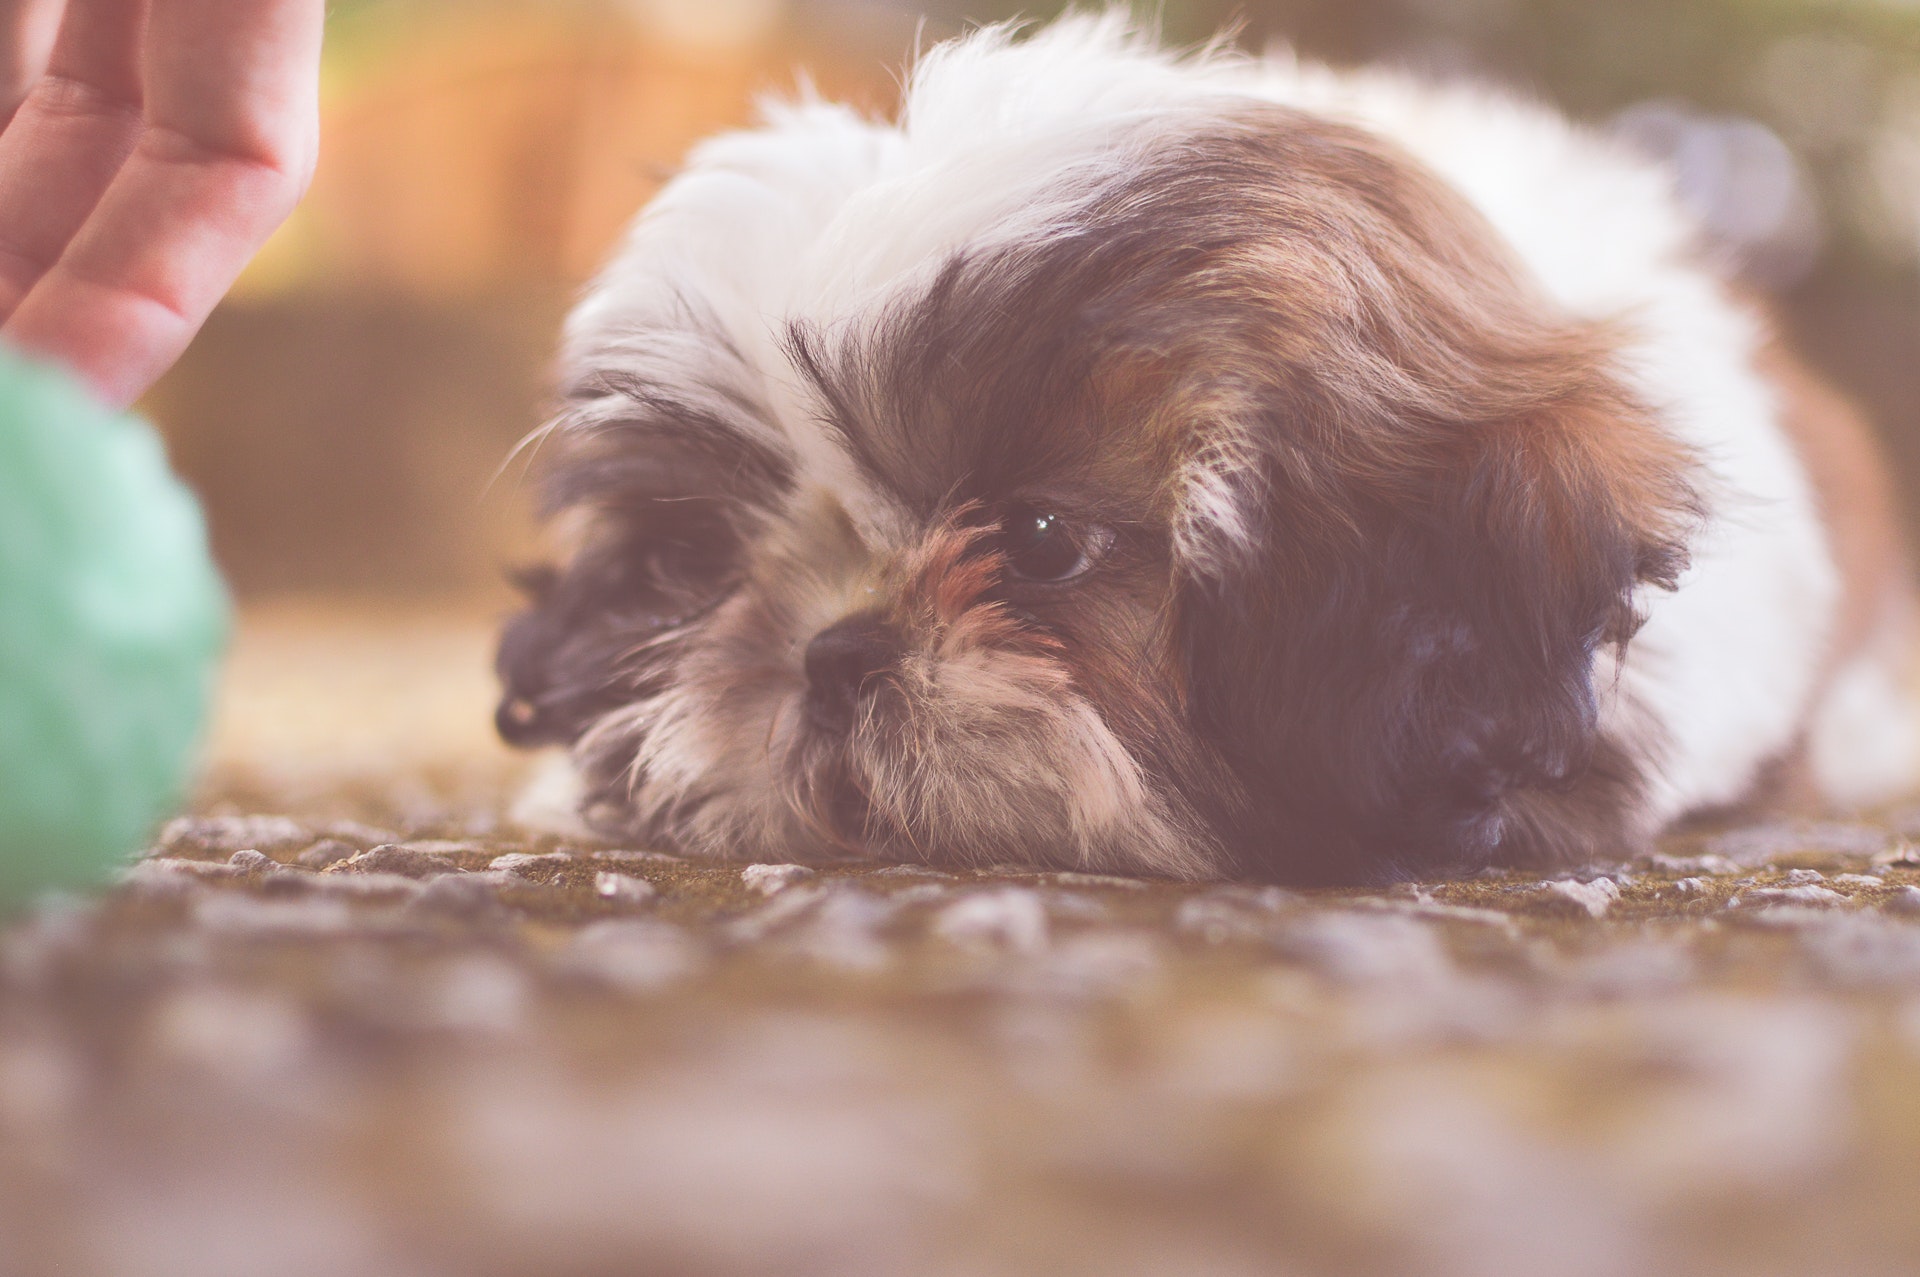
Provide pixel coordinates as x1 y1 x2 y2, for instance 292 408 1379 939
31 73 139 125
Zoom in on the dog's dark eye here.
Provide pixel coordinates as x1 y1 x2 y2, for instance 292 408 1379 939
999 506 1109 583
642 540 708 588
612 525 733 630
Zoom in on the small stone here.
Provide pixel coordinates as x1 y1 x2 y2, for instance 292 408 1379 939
1729 885 1848 910
1780 869 1828 886
308 871 427 899
1802 913 1920 985
1643 852 1741 877
934 888 1049 954
1885 886 1920 916
1571 940 1696 996
783 889 898 972
884 883 954 907
1028 932 1165 999
742 864 817 896
593 848 685 867
1364 896 1521 934
1210 884 1296 912
1176 893 1285 945
725 884 829 943
1043 872 1149 891
1725 904 1843 930
1531 877 1622 919
1275 911 1452 987
1038 890 1109 922
121 857 240 884
401 840 485 858
1833 873 1884 889
226 849 277 874
1874 841 1920 868
595 872 657 905
1674 877 1708 895
556 920 703 992
336 844 465 879
295 839 357 870
191 892 355 937
489 851 574 879
727 883 900 969
407 873 513 922
258 870 319 898
870 865 955 881
153 815 311 859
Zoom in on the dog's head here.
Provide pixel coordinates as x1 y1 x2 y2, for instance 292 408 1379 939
497 22 1699 882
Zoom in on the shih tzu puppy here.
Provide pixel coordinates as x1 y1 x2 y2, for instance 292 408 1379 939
495 14 1917 884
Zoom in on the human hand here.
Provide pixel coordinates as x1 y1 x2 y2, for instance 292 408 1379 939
0 0 323 409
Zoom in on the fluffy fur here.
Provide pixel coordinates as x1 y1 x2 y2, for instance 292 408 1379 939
496 14 1918 883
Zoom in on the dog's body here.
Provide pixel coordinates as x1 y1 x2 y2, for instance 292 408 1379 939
497 16 1917 883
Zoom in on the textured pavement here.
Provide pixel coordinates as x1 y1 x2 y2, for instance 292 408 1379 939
5 601 1920 1277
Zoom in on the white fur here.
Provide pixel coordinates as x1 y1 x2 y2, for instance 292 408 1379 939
561 13 1915 837
1809 597 1920 806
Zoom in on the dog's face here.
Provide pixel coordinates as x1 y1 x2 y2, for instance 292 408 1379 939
497 46 1699 883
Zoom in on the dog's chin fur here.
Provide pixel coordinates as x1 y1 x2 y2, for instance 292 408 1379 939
495 13 1918 884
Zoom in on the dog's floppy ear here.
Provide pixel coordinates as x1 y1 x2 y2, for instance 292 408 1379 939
1159 121 1702 883
1181 330 1702 882
1149 112 1705 883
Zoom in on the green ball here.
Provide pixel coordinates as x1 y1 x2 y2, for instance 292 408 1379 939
0 349 229 905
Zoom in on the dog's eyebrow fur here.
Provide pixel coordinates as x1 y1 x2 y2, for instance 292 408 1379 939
780 241 1181 531
543 371 794 517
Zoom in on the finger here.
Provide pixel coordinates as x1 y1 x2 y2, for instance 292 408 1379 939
3 0 322 407
0 0 147 317
145 0 321 170
0 0 66 127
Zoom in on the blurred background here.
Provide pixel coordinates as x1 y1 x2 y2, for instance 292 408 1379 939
147 0 1920 605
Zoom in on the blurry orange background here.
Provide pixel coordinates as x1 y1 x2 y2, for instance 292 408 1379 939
146 0 905 600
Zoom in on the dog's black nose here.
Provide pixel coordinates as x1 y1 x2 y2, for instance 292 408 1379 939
804 613 897 731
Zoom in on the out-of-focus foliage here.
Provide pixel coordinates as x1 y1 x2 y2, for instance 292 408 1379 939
938 0 1920 274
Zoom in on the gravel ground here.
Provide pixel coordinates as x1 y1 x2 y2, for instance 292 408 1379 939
5 601 1920 1277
